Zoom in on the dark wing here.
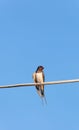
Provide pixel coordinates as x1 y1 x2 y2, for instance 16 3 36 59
42 72 45 82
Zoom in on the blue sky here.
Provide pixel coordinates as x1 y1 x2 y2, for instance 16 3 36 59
0 0 79 130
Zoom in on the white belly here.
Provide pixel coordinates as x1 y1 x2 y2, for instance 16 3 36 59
36 72 43 83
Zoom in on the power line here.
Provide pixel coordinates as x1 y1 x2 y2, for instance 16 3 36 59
0 78 79 89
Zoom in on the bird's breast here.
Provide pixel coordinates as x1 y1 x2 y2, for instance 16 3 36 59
36 72 43 83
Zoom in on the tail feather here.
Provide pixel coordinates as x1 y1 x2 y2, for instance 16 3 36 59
36 86 44 97
35 86 47 105
35 86 43 97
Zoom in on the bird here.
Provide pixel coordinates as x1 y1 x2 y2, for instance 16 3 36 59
32 66 45 98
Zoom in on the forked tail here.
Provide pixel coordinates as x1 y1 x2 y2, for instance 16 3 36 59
40 94 47 105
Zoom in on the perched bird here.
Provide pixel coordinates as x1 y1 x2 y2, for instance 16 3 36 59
32 66 45 97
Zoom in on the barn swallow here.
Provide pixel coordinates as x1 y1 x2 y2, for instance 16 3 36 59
32 66 45 97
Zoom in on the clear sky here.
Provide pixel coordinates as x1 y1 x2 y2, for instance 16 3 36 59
0 0 79 130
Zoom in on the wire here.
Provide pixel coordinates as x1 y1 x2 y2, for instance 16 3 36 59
0 78 79 89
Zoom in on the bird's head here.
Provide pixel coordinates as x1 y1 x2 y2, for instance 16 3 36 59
36 65 44 72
